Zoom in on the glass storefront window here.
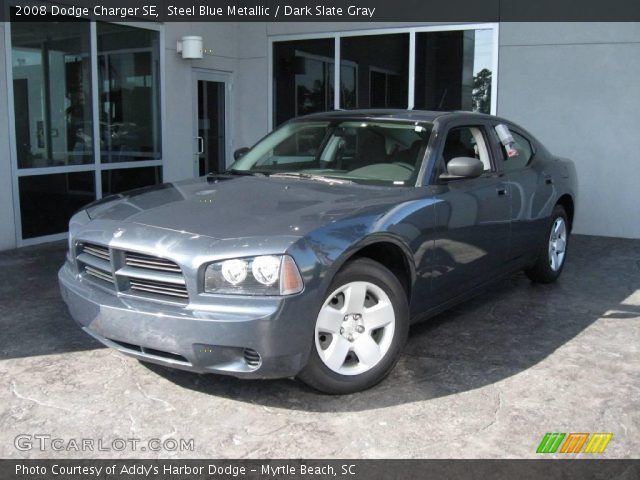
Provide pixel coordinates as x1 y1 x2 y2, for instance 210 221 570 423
414 29 493 113
11 21 93 168
340 34 409 110
101 167 162 195
273 38 335 126
10 19 163 242
19 172 95 239
97 23 161 163
273 27 495 120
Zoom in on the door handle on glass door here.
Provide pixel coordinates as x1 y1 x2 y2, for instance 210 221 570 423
196 136 204 155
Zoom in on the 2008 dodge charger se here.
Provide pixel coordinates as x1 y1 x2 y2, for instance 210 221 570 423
59 110 577 394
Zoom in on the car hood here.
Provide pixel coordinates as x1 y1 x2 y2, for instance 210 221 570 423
85 176 412 240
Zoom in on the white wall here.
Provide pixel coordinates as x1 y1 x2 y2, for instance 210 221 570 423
497 23 640 238
162 22 238 181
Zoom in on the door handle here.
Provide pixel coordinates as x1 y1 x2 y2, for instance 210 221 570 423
196 136 204 155
496 186 508 196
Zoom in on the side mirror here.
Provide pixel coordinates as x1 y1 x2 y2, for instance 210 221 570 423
233 147 250 160
440 157 484 180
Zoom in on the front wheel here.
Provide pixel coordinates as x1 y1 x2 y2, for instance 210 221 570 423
298 258 409 394
525 205 569 283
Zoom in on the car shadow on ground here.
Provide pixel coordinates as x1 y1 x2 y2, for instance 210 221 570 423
142 235 640 412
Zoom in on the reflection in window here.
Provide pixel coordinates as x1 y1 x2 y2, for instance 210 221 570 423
19 172 95 239
97 23 161 163
415 29 493 113
11 21 93 168
101 166 162 195
233 120 431 186
197 80 226 176
340 34 409 109
340 64 357 109
442 127 492 172
273 39 335 126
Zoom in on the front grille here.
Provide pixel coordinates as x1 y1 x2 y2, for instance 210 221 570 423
243 348 262 368
121 249 187 302
75 242 188 302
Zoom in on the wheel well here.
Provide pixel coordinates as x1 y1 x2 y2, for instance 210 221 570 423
556 194 574 231
350 242 412 300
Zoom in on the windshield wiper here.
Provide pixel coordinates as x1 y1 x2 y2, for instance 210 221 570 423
269 172 352 184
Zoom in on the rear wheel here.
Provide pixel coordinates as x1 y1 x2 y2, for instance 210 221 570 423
298 258 409 394
525 205 569 283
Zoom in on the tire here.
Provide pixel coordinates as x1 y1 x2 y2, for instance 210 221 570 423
298 258 409 394
525 205 569 283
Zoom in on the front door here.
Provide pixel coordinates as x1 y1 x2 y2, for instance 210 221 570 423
193 71 230 176
425 124 511 309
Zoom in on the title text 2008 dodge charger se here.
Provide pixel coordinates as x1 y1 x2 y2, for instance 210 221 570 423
59 110 577 394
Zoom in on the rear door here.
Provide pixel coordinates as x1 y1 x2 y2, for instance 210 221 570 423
487 123 552 262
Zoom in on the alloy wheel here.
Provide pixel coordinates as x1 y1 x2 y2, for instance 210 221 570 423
548 217 567 271
315 281 395 376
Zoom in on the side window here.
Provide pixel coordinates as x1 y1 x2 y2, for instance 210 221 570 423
441 126 492 173
493 125 534 171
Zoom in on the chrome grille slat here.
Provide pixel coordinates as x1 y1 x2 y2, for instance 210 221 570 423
117 266 186 285
129 280 189 298
125 260 182 272
83 245 110 261
76 253 111 273
85 266 115 284
125 253 181 273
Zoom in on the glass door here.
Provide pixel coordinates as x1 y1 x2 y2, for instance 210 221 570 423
193 71 230 176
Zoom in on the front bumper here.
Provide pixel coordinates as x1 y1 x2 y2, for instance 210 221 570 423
58 264 312 378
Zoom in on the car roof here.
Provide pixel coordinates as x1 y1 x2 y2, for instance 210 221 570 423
296 109 503 124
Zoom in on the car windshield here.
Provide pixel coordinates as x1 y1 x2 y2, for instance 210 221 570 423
230 120 433 186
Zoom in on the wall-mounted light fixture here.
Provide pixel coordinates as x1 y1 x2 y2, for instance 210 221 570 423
177 36 204 59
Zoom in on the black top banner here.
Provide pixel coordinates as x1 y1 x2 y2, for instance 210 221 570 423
2 0 640 22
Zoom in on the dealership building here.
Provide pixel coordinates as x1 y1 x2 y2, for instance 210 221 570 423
0 20 638 250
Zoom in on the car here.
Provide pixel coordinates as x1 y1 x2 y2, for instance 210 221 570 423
59 110 577 394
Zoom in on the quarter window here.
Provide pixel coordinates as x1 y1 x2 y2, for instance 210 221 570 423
494 127 534 171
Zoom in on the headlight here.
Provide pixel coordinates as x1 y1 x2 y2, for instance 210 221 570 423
204 255 303 295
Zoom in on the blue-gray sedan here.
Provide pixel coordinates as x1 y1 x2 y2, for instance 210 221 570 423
59 110 577 393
